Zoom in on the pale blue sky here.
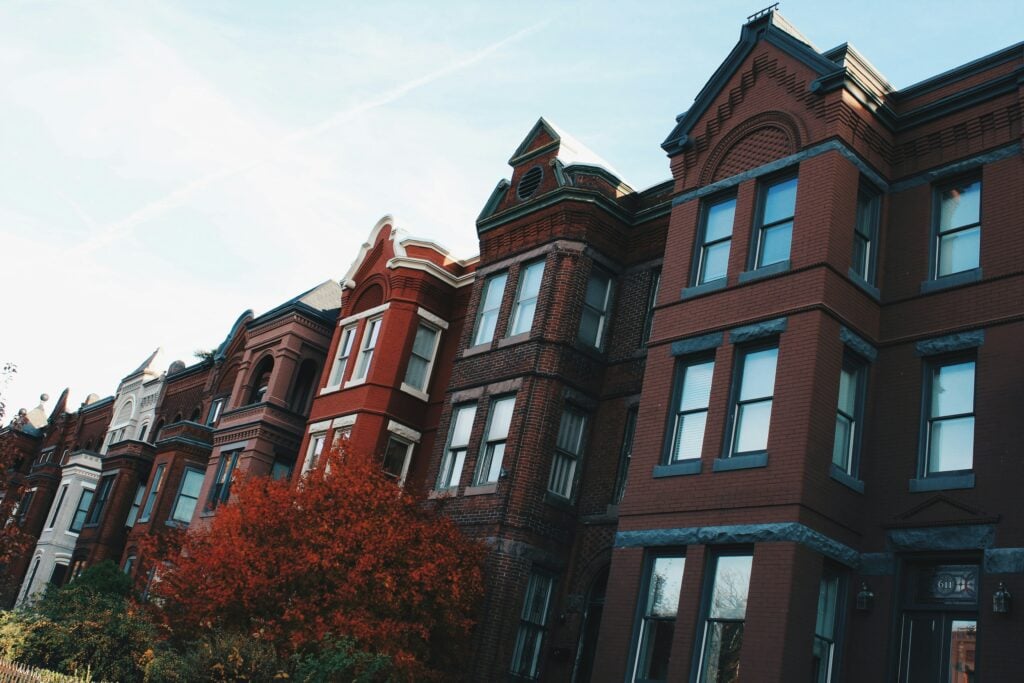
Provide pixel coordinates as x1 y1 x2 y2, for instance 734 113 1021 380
1 0 1020 417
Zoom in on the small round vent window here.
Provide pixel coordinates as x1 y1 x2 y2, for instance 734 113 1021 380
517 165 544 200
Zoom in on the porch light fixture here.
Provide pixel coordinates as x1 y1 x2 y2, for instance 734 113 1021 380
855 581 874 611
993 582 1011 614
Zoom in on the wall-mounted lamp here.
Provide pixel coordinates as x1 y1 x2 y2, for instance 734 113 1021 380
856 581 874 612
993 582 1012 614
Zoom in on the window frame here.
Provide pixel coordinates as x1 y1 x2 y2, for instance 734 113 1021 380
693 194 737 286
84 473 116 527
472 271 508 347
931 176 981 280
206 397 226 427
750 173 798 271
547 406 588 501
613 405 639 505
15 489 35 526
724 343 779 459
301 432 327 475
206 450 240 511
47 484 69 530
812 565 846 683
509 569 556 679
436 403 477 491
401 321 443 395
351 316 382 383
68 486 95 534
919 355 976 478
851 183 881 285
381 435 415 486
629 550 687 683
138 464 165 523
124 483 145 528
693 550 754 683
641 267 661 346
508 259 546 338
327 324 357 388
169 466 205 525
473 395 516 486
578 267 614 349
832 353 868 479
664 354 716 465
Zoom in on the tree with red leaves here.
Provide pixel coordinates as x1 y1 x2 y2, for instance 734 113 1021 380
145 444 487 682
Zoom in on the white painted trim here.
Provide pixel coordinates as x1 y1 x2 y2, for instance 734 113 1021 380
400 383 430 402
307 419 332 434
332 414 358 429
417 307 450 330
337 302 390 327
343 377 366 389
387 420 422 443
398 237 479 266
386 256 475 288
340 215 397 289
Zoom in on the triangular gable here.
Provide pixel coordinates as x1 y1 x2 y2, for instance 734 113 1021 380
891 494 996 527
341 215 404 290
508 118 560 166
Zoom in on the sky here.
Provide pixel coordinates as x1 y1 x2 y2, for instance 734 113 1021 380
1 0 1021 418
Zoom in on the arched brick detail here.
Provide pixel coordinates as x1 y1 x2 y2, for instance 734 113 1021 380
700 111 805 185
351 281 384 314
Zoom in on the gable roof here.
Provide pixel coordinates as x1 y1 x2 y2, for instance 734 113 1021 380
510 117 630 186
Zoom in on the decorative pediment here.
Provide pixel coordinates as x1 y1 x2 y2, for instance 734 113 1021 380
889 494 998 528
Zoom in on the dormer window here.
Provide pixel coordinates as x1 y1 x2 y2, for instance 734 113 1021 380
517 166 543 200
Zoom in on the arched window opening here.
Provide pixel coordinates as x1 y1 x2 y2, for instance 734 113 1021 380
189 407 202 422
137 423 149 442
288 360 319 415
152 420 164 443
248 356 275 405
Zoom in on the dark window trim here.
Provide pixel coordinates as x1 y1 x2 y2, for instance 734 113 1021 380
927 174 982 282
662 352 717 466
47 484 69 529
68 487 95 534
748 170 798 272
627 547 687 683
642 267 661 345
472 393 516 486
471 270 509 348
851 180 882 286
206 450 240 511
578 265 615 351
436 402 478 491
509 567 558 680
720 341 778 462
833 352 869 481
689 547 755 683
168 466 205 525
84 473 117 527
813 563 849 683
916 353 976 482
507 258 547 338
614 405 639 502
138 463 165 523
691 193 737 288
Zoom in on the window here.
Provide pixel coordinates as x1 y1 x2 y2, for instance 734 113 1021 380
169 467 204 524
382 437 414 485
352 317 381 381
695 197 736 285
84 474 116 526
208 451 239 510
642 268 661 345
68 488 95 533
510 570 555 679
697 553 753 683
271 458 293 481
812 569 842 683
613 407 638 505
403 323 441 392
548 408 586 499
632 554 686 682
578 269 612 348
668 358 715 463
437 404 476 490
728 346 778 456
139 464 165 523
206 398 225 426
302 433 326 475
833 357 866 476
123 555 136 575
474 396 515 485
47 485 68 529
509 260 545 337
934 179 980 278
753 176 797 269
137 423 148 442
327 325 357 387
852 185 880 283
924 360 975 475
125 483 145 528
473 272 508 346
15 490 34 526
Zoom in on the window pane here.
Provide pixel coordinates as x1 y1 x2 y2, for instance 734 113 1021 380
939 181 980 232
647 557 685 618
474 273 507 346
523 573 553 622
701 621 744 683
474 311 499 346
928 416 974 472
832 414 853 470
411 324 437 358
680 361 715 411
759 221 792 266
851 234 869 279
815 575 839 639
701 241 731 283
673 412 707 461
838 367 858 415
636 619 675 681
585 273 610 310
710 556 752 620
556 410 586 454
519 261 545 299
181 468 203 498
763 177 798 224
931 362 974 417
450 405 477 448
706 199 736 242
937 227 979 276
404 356 429 390
488 398 515 440
739 348 777 401
510 300 537 336
483 273 507 309
949 620 977 682
735 401 771 453
579 309 602 346
382 439 409 479
483 443 505 483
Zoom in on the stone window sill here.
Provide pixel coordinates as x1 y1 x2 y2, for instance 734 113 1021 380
920 267 982 294
461 343 491 358
497 332 531 348
712 452 768 472
829 464 865 493
653 460 702 478
428 488 458 500
847 268 880 300
908 473 975 492
682 278 726 300
738 260 790 284
464 483 498 496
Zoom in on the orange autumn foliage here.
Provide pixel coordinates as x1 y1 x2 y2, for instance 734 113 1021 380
146 444 486 681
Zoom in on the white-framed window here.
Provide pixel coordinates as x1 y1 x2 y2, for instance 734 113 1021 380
124 483 145 528
68 487 95 534
327 325 357 387
632 554 686 682
728 346 778 456
302 433 327 475
352 317 382 382
437 404 477 490
206 398 226 427
548 407 587 499
46 485 68 530
473 272 508 346
170 467 204 524
510 570 555 679
139 464 165 523
402 323 441 393
382 421 421 486
474 396 515 485
578 268 613 348
934 178 980 278
509 260 545 337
